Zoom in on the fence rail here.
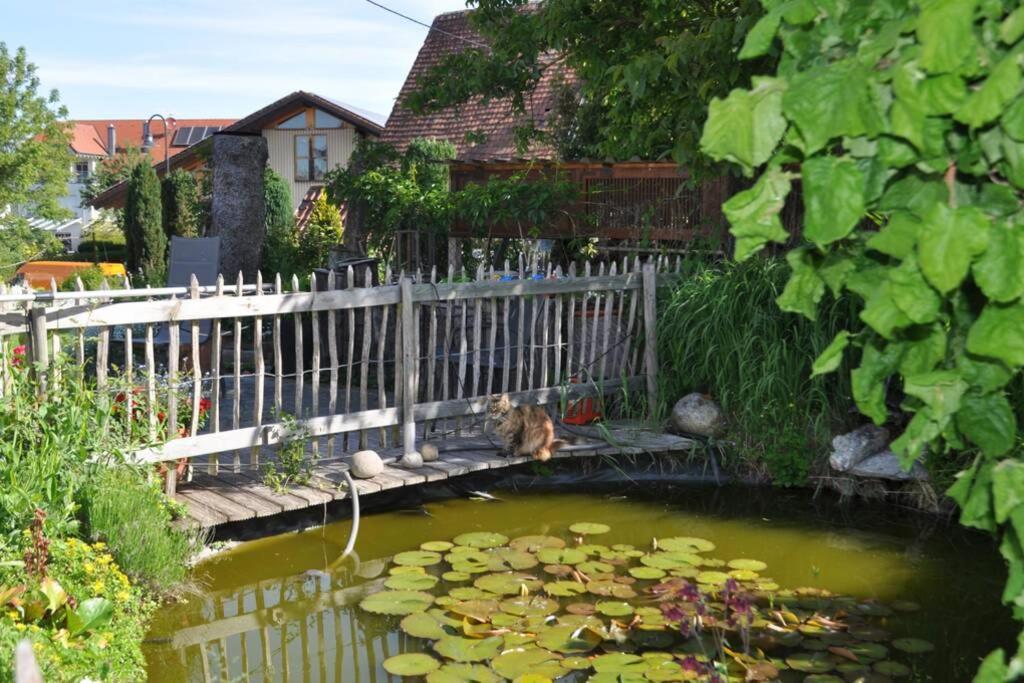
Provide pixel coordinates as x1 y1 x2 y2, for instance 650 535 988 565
1 256 676 494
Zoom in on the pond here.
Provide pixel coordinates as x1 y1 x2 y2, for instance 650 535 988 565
145 476 1014 682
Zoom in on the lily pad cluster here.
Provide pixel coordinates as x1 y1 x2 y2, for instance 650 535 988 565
360 524 930 681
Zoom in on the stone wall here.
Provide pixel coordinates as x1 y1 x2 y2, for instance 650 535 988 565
210 134 268 280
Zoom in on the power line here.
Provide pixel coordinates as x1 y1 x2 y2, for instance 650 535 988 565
362 0 489 49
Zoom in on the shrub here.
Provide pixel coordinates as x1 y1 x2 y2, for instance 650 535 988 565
296 193 342 273
57 265 109 292
122 162 165 284
161 169 200 239
657 257 859 485
261 167 298 277
0 531 155 681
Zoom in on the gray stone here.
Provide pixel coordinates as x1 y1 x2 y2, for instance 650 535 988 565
397 451 424 468
210 133 268 281
829 425 889 472
669 393 724 437
848 449 929 481
420 443 439 462
351 449 384 479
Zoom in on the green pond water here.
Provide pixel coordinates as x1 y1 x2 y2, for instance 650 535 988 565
145 480 1014 682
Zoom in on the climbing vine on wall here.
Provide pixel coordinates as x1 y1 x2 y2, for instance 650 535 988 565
700 1 1024 679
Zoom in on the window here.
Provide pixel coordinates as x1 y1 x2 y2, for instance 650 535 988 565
74 161 90 184
313 109 343 128
295 135 327 181
278 112 307 129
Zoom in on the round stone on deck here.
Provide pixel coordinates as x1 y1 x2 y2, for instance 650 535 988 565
670 393 724 437
352 450 384 478
421 443 439 462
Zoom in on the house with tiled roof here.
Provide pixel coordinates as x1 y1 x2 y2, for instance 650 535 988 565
381 9 570 163
91 92 385 216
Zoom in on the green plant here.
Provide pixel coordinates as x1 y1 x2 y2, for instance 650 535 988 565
161 169 200 239
261 414 315 492
699 0 1024 676
296 193 342 273
261 167 298 277
122 161 166 284
658 258 857 485
0 221 64 280
57 265 109 292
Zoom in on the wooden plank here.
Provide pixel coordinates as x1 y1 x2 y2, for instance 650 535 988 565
189 277 202 438
190 473 290 517
553 266 563 386
486 265 497 397
344 266 355 450
599 261 616 383
209 276 223 474
309 273 320 458
359 267 372 449
588 262 604 383
233 470 335 507
400 277 417 457
566 263 576 385
325 272 338 457
441 264 453 437
292 274 304 419
252 272 265 469
273 274 284 419
630 256 644 374
642 262 659 414
179 494 226 530
471 264 483 398
540 263 551 389
515 256 525 392
376 296 390 449
425 266 438 437
166 301 180 495
232 273 243 472
178 486 254 523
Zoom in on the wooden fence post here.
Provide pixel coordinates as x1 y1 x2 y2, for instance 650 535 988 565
641 263 659 418
27 304 49 396
399 276 421 466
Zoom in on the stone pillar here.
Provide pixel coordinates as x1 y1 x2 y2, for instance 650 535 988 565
209 134 268 280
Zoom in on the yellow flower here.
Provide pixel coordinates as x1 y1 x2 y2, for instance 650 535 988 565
116 590 130 602
14 623 25 632
92 541 106 551
91 580 105 595
32 642 43 652
7 610 19 621
98 554 113 566
28 624 40 633
83 561 95 574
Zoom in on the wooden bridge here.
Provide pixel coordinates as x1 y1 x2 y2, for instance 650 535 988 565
0 255 688 531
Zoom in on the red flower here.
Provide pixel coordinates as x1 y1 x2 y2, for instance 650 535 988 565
198 397 212 414
11 345 25 366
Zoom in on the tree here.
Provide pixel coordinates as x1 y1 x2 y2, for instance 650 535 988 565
296 193 342 274
161 169 200 239
0 221 63 280
700 1 1024 677
261 167 297 277
406 1 768 174
80 145 147 206
123 162 166 284
0 43 73 223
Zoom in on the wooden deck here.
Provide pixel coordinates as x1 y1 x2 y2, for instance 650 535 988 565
173 426 694 530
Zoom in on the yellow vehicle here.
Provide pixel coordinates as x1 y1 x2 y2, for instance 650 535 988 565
13 261 127 289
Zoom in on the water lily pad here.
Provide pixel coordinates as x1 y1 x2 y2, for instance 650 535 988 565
442 571 471 582
434 634 503 662
586 579 637 598
386 573 440 590
578 560 615 574
383 653 441 676
856 602 893 617
448 599 500 622
453 531 509 549
537 547 588 565
696 571 730 585
891 599 921 612
669 566 700 579
892 637 934 654
728 569 760 581
394 550 443 567
421 540 455 552
657 536 715 552
474 572 543 595
566 602 596 615
562 656 592 670
536 623 602 653
629 566 666 580
593 653 648 674
545 580 587 597
450 561 491 575
509 535 565 552
596 600 634 617
803 676 843 683
359 590 434 615
728 558 767 571
390 565 427 575
449 587 497 601
570 522 611 535
785 652 836 673
874 660 911 676
400 612 448 639
487 547 539 571
500 595 560 617
426 663 502 683
491 648 566 679
849 625 890 641
847 642 888 660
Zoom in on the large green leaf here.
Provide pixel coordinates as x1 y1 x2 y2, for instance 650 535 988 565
67 597 114 637
917 204 989 293
433 635 503 663
867 212 922 258
955 52 1023 129
973 223 1024 302
860 279 914 339
967 301 1024 367
1004 97 1024 141
722 167 792 260
903 370 968 421
783 59 885 153
947 458 997 532
700 77 788 172
957 392 1018 457
916 0 979 74
993 460 1024 523
739 10 782 60
852 342 898 424
891 411 941 464
888 257 941 324
1001 6 1024 44
801 156 866 245
777 248 825 320
811 331 850 377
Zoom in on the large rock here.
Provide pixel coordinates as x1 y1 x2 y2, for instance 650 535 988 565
420 443 439 462
670 393 724 437
829 425 889 472
849 449 929 481
351 449 384 479
210 133 268 281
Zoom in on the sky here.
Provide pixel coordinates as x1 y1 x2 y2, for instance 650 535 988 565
4 0 469 123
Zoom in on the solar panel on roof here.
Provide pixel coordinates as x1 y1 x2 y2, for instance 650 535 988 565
171 127 193 146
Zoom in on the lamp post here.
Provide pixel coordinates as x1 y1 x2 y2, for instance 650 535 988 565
143 114 171 176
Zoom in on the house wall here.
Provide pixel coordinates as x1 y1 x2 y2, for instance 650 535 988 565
262 127 357 208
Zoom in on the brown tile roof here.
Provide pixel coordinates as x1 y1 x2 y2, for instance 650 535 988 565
74 118 237 163
381 9 573 162
69 123 107 157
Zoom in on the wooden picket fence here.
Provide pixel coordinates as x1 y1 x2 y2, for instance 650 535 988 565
0 255 678 494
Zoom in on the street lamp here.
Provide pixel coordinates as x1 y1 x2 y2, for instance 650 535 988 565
143 114 171 176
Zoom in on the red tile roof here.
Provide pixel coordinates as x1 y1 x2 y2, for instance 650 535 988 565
381 9 573 162
71 118 237 163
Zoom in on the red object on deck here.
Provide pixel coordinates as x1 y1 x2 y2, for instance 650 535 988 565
562 377 602 425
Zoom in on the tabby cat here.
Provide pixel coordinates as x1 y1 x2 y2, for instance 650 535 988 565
486 394 567 462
